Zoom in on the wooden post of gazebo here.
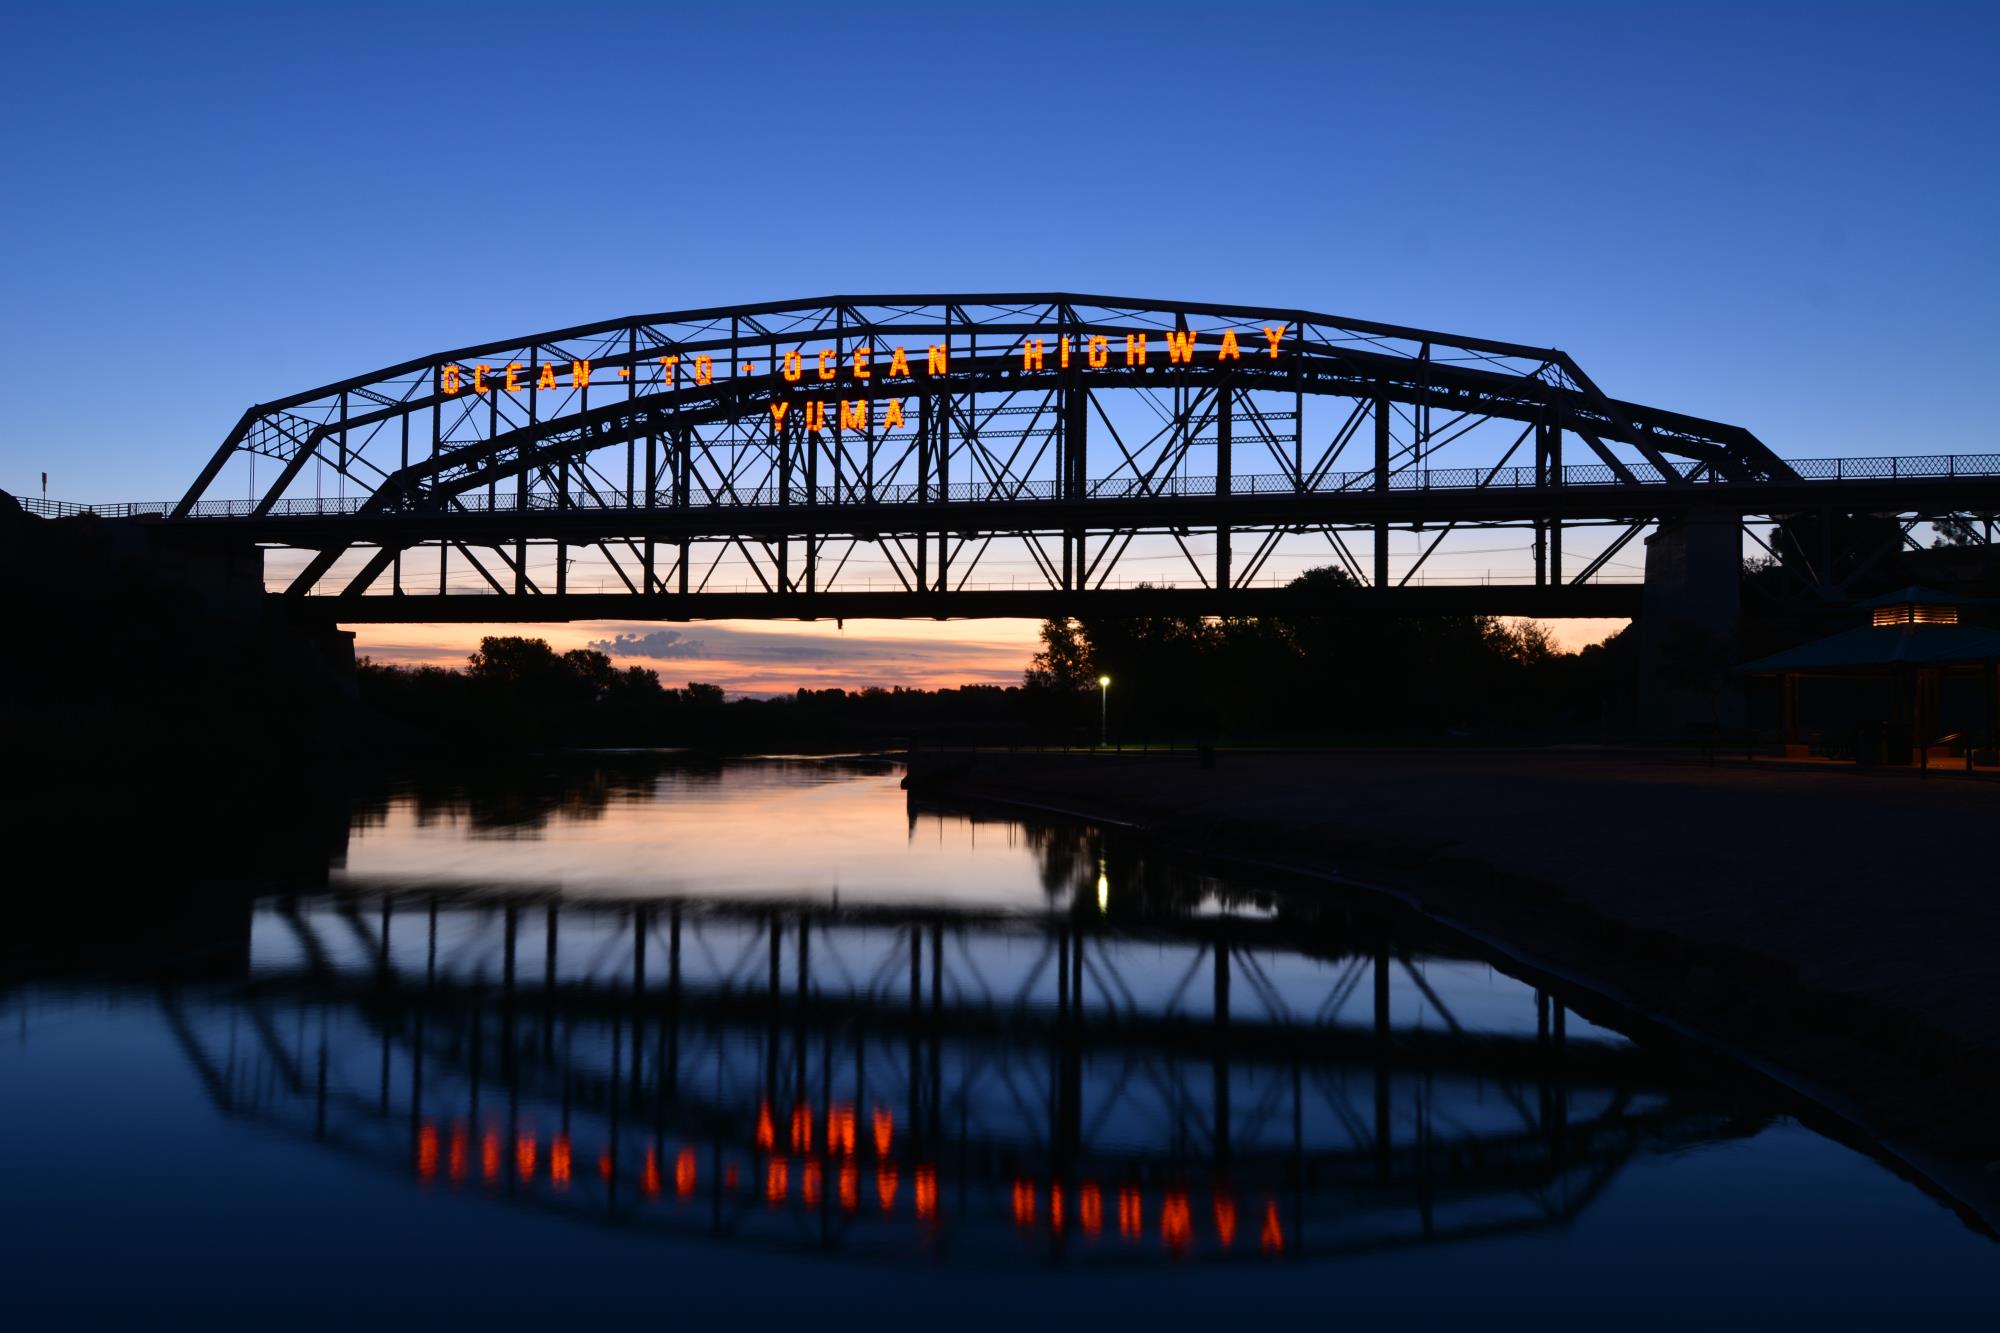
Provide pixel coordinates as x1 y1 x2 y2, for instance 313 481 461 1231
1780 672 1799 756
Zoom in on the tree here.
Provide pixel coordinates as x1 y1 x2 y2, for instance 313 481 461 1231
1023 618 1095 694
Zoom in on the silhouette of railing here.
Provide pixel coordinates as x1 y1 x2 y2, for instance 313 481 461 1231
23 453 2000 521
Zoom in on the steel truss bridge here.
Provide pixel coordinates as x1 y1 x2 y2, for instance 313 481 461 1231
64 294 2000 619
146 884 1745 1267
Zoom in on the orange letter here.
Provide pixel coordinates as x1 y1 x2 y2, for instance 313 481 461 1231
888 346 910 377
1262 324 1286 358
840 399 869 431
1218 330 1242 361
658 355 680 384
805 400 826 433
1060 336 1072 369
505 362 523 393
693 355 713 386
770 401 790 429
474 363 491 393
882 399 904 431
1165 329 1199 364
441 364 462 395
1260 1200 1284 1252
782 350 803 381
1086 336 1109 369
926 344 948 375
1124 333 1147 366
535 363 556 391
817 349 837 381
852 346 872 379
1021 338 1044 371
570 359 591 386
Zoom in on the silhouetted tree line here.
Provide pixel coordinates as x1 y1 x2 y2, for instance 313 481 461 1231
359 566 1637 752
1021 567 1635 741
357 636 1030 752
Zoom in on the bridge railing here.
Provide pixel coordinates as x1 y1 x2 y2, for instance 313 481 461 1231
21 453 2000 520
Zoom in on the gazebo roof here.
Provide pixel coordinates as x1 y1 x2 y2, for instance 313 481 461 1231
1738 623 2000 674
1852 585 1994 609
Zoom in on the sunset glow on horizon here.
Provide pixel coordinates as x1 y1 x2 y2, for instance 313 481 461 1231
347 615 1629 697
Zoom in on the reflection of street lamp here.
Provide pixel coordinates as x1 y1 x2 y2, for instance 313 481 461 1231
1097 675 1112 746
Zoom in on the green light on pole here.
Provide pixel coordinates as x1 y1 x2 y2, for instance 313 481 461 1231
1097 675 1111 747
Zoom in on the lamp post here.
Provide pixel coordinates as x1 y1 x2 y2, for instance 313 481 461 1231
1097 675 1111 747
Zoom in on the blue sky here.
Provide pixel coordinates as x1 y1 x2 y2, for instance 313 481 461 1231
1 1 1991 685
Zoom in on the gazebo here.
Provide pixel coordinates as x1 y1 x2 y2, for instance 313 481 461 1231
1738 587 2000 767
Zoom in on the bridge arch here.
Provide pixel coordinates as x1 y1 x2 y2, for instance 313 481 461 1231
150 294 1998 619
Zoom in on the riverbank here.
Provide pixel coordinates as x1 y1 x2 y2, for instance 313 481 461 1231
905 746 2000 1227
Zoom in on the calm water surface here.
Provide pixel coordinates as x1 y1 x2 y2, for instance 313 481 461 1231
5 757 1994 1322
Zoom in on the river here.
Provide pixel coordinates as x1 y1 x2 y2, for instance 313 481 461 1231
4 756 1994 1320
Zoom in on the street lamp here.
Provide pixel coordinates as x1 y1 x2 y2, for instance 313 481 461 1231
1097 674 1112 747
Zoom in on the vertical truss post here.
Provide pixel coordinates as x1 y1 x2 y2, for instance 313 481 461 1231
395 412 408 594
1065 383 1088 590
1374 381 1390 589
804 404 818 595
936 380 951 593
1534 416 1549 587
520 360 536 592
772 339 788 594
644 348 659 594
1217 380 1233 592
1548 416 1563 583
916 393 930 590
675 409 691 598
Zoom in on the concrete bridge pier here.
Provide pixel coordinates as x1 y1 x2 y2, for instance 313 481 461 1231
1639 507 1745 736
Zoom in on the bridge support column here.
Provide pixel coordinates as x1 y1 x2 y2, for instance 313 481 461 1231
1639 507 1744 736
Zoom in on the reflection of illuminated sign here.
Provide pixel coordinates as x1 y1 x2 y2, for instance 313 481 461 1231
411 1096 1289 1255
435 326 1291 437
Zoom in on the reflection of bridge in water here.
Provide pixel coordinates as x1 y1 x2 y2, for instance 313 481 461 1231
158 864 1748 1267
